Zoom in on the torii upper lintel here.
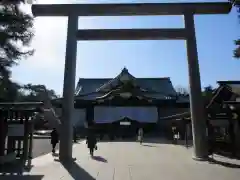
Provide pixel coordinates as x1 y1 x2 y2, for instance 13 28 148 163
32 2 231 17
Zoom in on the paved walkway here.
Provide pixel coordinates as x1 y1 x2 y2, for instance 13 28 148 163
1 140 240 180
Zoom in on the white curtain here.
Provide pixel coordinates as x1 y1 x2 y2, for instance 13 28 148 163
94 106 158 123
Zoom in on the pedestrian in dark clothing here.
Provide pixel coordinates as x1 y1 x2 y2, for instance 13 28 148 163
207 122 215 157
73 127 77 143
138 128 143 144
172 126 178 144
228 121 236 157
50 128 59 154
86 130 97 157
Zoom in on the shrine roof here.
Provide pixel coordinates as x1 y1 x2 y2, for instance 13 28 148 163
217 81 240 96
75 68 177 98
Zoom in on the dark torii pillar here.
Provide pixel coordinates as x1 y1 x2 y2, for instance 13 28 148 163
184 12 208 160
59 13 78 161
32 2 231 161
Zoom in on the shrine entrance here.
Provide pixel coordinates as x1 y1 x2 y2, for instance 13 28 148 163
95 118 140 140
112 119 156 139
32 2 232 161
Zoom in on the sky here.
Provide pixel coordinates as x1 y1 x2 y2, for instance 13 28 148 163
12 0 240 95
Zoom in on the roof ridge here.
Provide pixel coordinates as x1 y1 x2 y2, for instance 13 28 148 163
217 80 240 85
77 77 170 80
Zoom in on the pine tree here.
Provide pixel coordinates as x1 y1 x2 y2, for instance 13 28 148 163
0 3 33 78
0 2 34 100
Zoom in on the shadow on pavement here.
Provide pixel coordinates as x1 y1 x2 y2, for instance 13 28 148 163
141 138 193 149
0 175 44 180
73 140 84 144
52 152 59 157
99 137 193 148
214 151 240 161
142 144 157 147
98 138 136 143
143 138 193 146
55 158 96 180
0 160 31 175
92 156 108 163
0 160 44 179
208 157 240 168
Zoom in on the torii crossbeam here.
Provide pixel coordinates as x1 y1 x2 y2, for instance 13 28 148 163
32 2 232 162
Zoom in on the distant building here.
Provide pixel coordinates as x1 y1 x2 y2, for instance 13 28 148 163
53 67 189 137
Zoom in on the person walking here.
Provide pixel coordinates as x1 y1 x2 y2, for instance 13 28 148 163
138 128 143 144
73 127 77 143
50 128 59 154
172 126 178 144
207 121 215 157
86 128 97 157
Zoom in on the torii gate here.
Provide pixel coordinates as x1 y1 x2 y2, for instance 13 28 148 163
32 2 231 162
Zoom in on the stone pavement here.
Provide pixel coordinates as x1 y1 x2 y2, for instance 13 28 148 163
1 139 240 180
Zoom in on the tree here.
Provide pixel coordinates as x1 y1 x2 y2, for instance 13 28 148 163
234 39 240 58
229 0 240 58
175 86 189 97
0 3 34 79
202 85 215 105
21 84 59 101
0 2 34 101
0 79 21 101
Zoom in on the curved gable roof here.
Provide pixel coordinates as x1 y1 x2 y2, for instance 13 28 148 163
75 68 177 97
